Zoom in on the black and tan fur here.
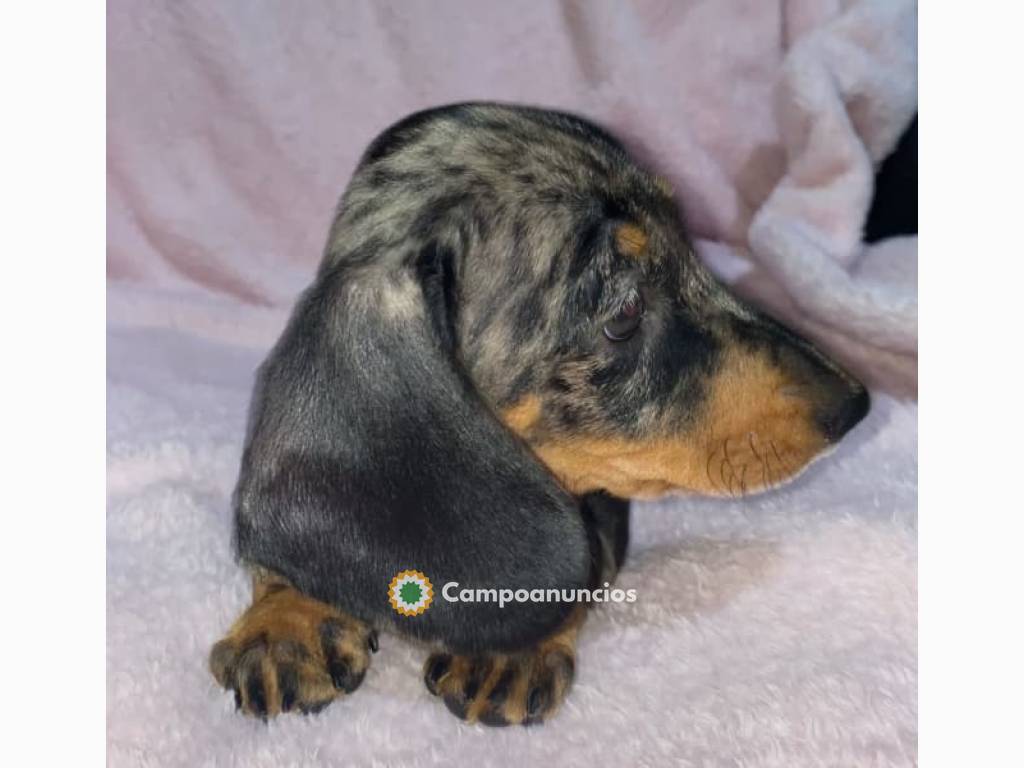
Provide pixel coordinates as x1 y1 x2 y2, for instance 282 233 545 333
209 103 869 725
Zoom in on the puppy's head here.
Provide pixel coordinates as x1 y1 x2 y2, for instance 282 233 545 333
236 103 871 649
330 103 868 501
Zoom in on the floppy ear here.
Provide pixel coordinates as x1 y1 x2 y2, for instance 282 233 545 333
232 242 592 654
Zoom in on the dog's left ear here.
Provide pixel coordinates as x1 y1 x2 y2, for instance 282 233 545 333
233 241 592 654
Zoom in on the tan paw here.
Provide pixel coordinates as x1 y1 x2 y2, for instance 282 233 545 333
209 585 377 718
423 641 576 726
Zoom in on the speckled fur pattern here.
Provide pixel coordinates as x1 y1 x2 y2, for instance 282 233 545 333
212 103 871 726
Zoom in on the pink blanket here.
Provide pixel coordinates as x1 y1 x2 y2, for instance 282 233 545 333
108 0 916 368
107 2 917 765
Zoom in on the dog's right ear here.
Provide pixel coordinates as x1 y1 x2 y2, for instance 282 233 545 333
232 242 592 654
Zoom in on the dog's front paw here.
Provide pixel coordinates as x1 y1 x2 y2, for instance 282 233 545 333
423 641 576 726
209 586 378 718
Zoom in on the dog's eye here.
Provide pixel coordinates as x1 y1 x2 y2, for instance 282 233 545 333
603 293 645 342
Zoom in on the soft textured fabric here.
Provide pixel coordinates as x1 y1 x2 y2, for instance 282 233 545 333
107 1 917 765
106 291 916 766
107 0 917 363
748 0 917 353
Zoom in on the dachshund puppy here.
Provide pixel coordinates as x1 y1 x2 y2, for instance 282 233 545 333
209 103 869 726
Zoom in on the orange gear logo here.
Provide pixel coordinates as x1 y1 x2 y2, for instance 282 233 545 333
388 570 434 616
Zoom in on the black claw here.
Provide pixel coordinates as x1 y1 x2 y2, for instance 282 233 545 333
281 689 296 713
328 658 352 691
477 708 511 727
245 672 268 717
486 667 517 707
299 699 332 716
442 694 468 720
367 630 379 654
464 676 480 701
320 620 364 693
277 664 299 713
330 657 366 693
233 687 242 711
425 655 451 695
463 657 493 702
526 685 548 719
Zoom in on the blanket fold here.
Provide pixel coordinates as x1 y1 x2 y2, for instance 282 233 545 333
748 0 917 354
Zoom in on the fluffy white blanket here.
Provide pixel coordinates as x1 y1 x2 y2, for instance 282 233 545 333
107 0 917 764
106 289 916 766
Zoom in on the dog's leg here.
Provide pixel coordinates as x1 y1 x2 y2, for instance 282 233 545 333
422 493 630 726
580 491 631 585
209 569 378 718
423 606 583 726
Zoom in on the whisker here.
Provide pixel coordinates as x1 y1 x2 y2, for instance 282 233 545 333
770 440 794 478
705 442 720 494
762 443 776 490
747 433 768 491
722 438 737 497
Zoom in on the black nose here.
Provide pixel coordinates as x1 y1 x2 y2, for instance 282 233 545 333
818 387 870 442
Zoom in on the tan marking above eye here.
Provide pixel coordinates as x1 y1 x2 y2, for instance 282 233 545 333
614 223 648 258
499 395 543 436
